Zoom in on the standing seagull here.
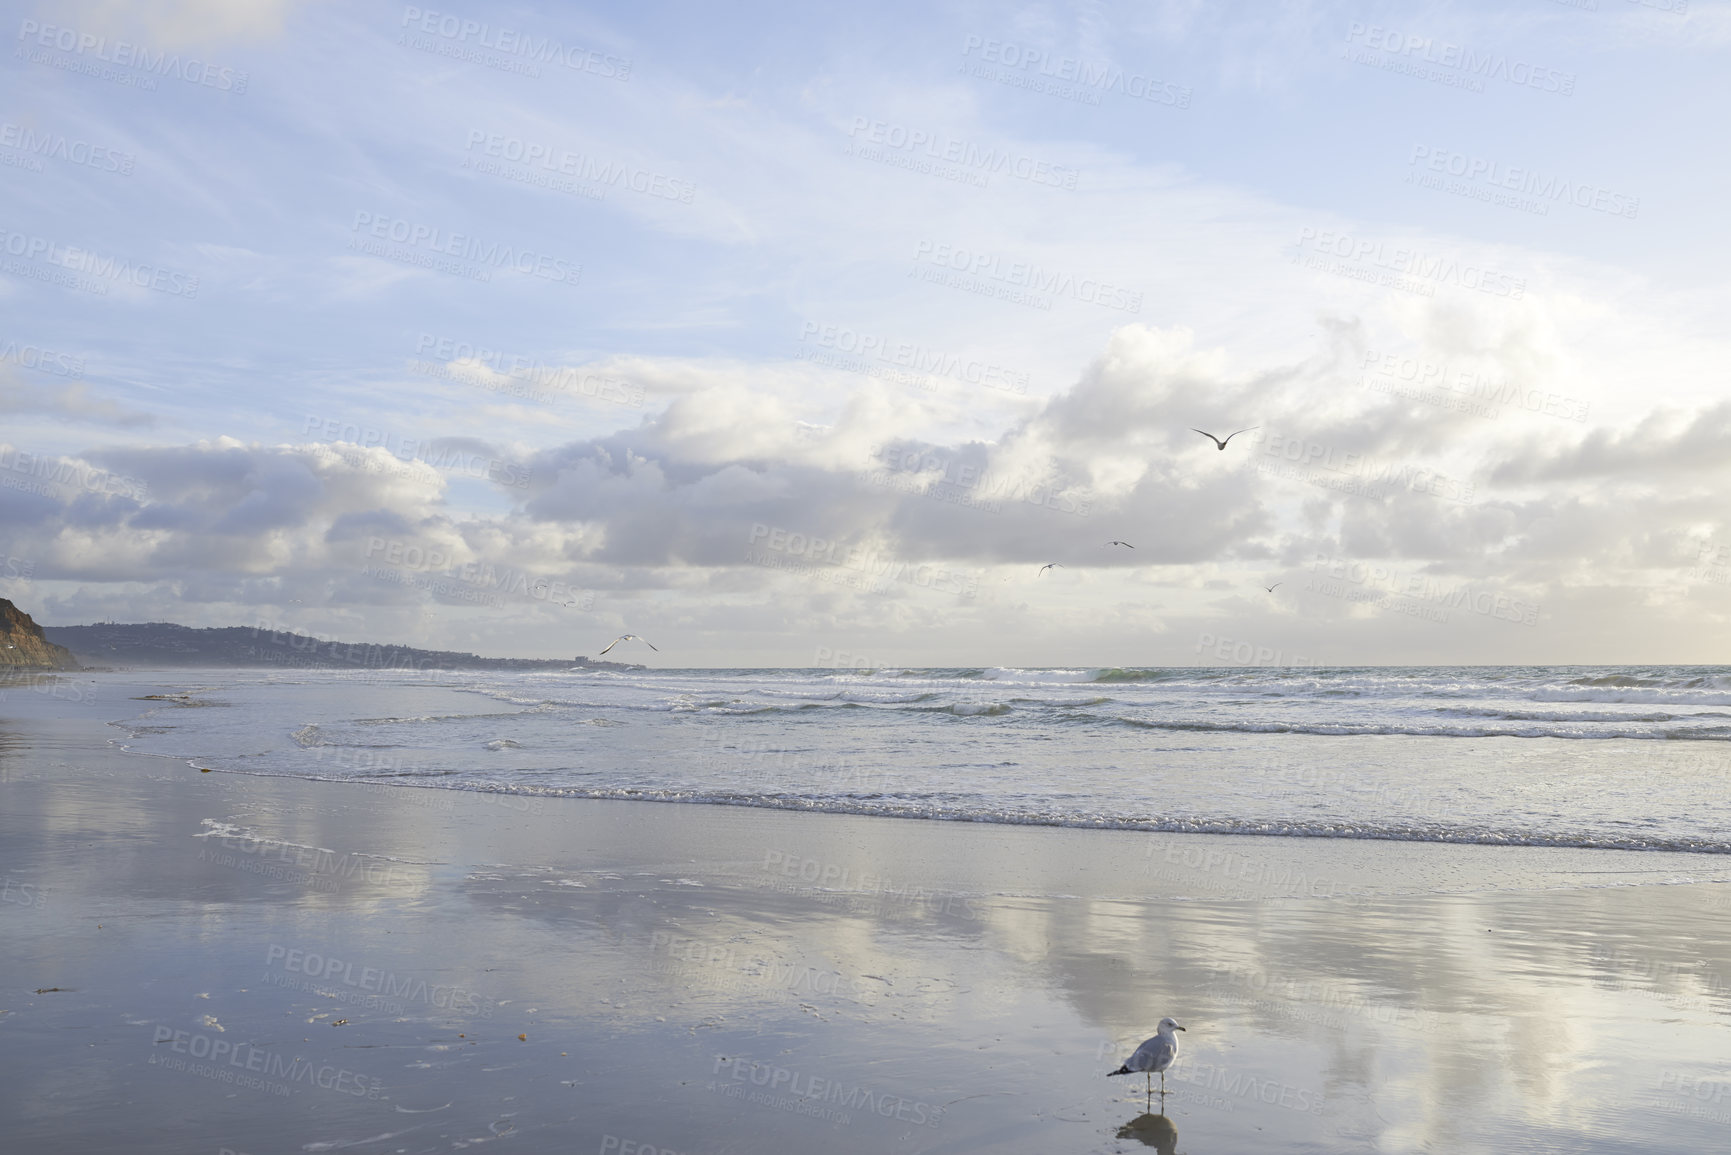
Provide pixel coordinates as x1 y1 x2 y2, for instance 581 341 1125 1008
1190 427 1258 451
1108 1017 1186 1102
598 634 658 656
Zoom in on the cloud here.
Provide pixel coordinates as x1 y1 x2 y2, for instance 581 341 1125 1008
41 0 305 46
1490 402 1731 485
0 375 157 428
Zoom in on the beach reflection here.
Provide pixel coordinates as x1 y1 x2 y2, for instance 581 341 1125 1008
1117 1111 1179 1152
6 692 1731 1154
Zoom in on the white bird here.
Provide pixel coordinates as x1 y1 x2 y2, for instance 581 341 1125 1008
1039 563 1063 575
598 634 658 656
1108 1017 1185 1100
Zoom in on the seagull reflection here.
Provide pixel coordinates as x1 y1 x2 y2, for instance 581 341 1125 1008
1116 1111 1179 1153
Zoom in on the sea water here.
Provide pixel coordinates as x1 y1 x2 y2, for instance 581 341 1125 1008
113 665 1731 853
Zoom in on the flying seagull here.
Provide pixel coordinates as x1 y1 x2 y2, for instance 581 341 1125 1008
599 634 658 656
1108 1017 1185 1103
1190 427 1258 451
1106 541 1135 549
1039 563 1063 575
1263 582 1283 593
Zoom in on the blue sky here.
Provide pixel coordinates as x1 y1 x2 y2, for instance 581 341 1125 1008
2 0 1728 664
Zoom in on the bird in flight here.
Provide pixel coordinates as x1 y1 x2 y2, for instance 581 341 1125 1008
1190 427 1258 451
1108 1017 1186 1103
1263 582 1283 593
1039 563 1063 575
599 634 658 656
1106 541 1135 549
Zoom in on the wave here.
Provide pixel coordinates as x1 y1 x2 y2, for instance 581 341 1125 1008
1052 711 1731 740
1566 672 1731 690
352 708 558 724
1430 706 1731 723
1528 689 1731 706
981 667 1094 683
397 784 1731 856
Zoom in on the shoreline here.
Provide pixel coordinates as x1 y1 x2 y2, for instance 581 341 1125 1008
166 766 1731 857
3 675 1730 1152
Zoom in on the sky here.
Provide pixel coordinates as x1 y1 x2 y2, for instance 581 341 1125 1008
1 0 1729 666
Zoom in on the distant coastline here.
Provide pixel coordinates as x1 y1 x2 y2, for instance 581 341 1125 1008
38 620 642 672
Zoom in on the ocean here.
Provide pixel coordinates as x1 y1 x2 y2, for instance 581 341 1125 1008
113 664 1731 855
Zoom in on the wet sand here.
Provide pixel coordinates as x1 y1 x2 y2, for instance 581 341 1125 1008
3 675 1730 1154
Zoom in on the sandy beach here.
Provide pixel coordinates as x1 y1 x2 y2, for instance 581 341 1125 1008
3 672 1730 1154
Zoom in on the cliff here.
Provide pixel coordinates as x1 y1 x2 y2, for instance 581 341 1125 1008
0 599 81 670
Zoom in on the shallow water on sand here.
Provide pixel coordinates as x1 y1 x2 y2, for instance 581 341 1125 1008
3 677 1730 1154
